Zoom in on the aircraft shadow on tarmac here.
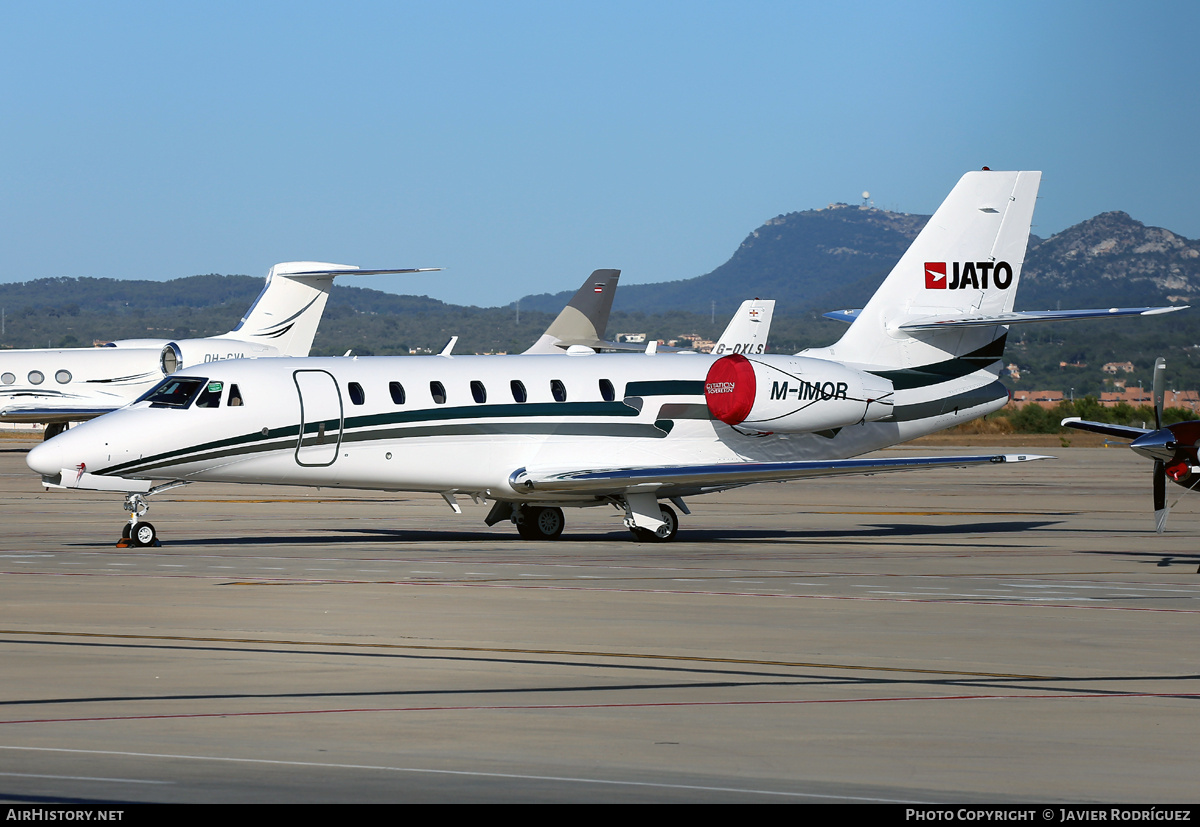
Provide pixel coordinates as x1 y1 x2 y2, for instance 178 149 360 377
66 519 1065 548
1080 550 1200 569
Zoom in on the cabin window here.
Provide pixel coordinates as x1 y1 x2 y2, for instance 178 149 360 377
28 371 44 385
227 384 244 407
550 379 567 402
510 380 527 403
55 370 72 384
348 382 365 406
470 380 487 404
430 381 447 404
140 376 206 409
1 373 14 385
389 381 406 405
194 380 224 408
599 378 615 402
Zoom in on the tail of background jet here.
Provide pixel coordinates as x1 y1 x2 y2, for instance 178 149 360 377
523 269 621 354
712 299 774 355
808 170 1040 378
222 262 360 357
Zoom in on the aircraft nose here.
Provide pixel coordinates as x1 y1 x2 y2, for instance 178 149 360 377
26 436 66 477
1130 428 1176 463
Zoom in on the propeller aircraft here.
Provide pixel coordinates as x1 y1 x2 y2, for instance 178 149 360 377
1063 358 1200 532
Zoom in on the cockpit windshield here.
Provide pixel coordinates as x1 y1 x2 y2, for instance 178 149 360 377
135 376 208 409
194 380 224 408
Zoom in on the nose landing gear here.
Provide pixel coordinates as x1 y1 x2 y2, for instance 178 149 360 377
114 481 190 548
117 493 158 548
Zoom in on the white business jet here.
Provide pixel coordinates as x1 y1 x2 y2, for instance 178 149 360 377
0 262 434 436
29 170 1185 546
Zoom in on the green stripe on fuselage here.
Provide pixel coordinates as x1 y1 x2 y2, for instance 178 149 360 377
100 399 654 477
623 380 704 397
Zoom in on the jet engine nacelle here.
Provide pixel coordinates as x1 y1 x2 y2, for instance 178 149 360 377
159 340 280 375
704 353 894 433
101 337 280 375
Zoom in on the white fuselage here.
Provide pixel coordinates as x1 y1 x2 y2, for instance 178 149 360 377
28 351 1009 505
0 342 281 422
0 346 168 421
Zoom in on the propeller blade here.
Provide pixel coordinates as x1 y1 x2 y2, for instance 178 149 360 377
1153 357 1166 430
1154 460 1169 534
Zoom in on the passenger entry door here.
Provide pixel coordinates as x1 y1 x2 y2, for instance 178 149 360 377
294 370 343 466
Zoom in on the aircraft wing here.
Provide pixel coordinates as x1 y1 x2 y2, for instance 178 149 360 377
0 407 118 424
511 453 1051 496
1060 417 1152 440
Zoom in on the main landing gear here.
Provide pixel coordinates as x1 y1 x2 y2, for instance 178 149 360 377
514 505 565 541
628 504 678 543
488 496 684 542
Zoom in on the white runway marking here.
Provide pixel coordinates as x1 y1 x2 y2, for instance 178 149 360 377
0 745 922 803
0 770 170 785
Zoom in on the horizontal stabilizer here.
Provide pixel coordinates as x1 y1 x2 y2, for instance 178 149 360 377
826 306 1187 330
897 305 1188 331
513 453 1051 496
227 262 439 358
279 267 440 277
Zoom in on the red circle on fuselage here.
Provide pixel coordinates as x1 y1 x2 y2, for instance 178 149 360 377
705 354 756 425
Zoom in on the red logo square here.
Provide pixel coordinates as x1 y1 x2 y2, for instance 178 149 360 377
925 262 947 289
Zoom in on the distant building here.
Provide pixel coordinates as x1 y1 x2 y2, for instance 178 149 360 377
1008 390 1064 408
1102 361 1136 375
618 333 646 344
1099 387 1152 406
1168 390 1200 412
1008 386 1200 412
1099 388 1200 411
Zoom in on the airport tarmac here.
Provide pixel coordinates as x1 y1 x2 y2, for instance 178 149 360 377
0 438 1197 804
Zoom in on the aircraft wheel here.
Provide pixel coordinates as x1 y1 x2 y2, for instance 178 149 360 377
131 522 157 547
121 523 132 540
516 506 565 541
630 505 678 543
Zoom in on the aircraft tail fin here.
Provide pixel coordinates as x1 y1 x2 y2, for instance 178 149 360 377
809 170 1041 374
712 299 774 356
223 262 435 357
523 269 620 354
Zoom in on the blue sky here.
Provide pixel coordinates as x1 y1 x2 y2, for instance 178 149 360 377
3 1 1198 307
